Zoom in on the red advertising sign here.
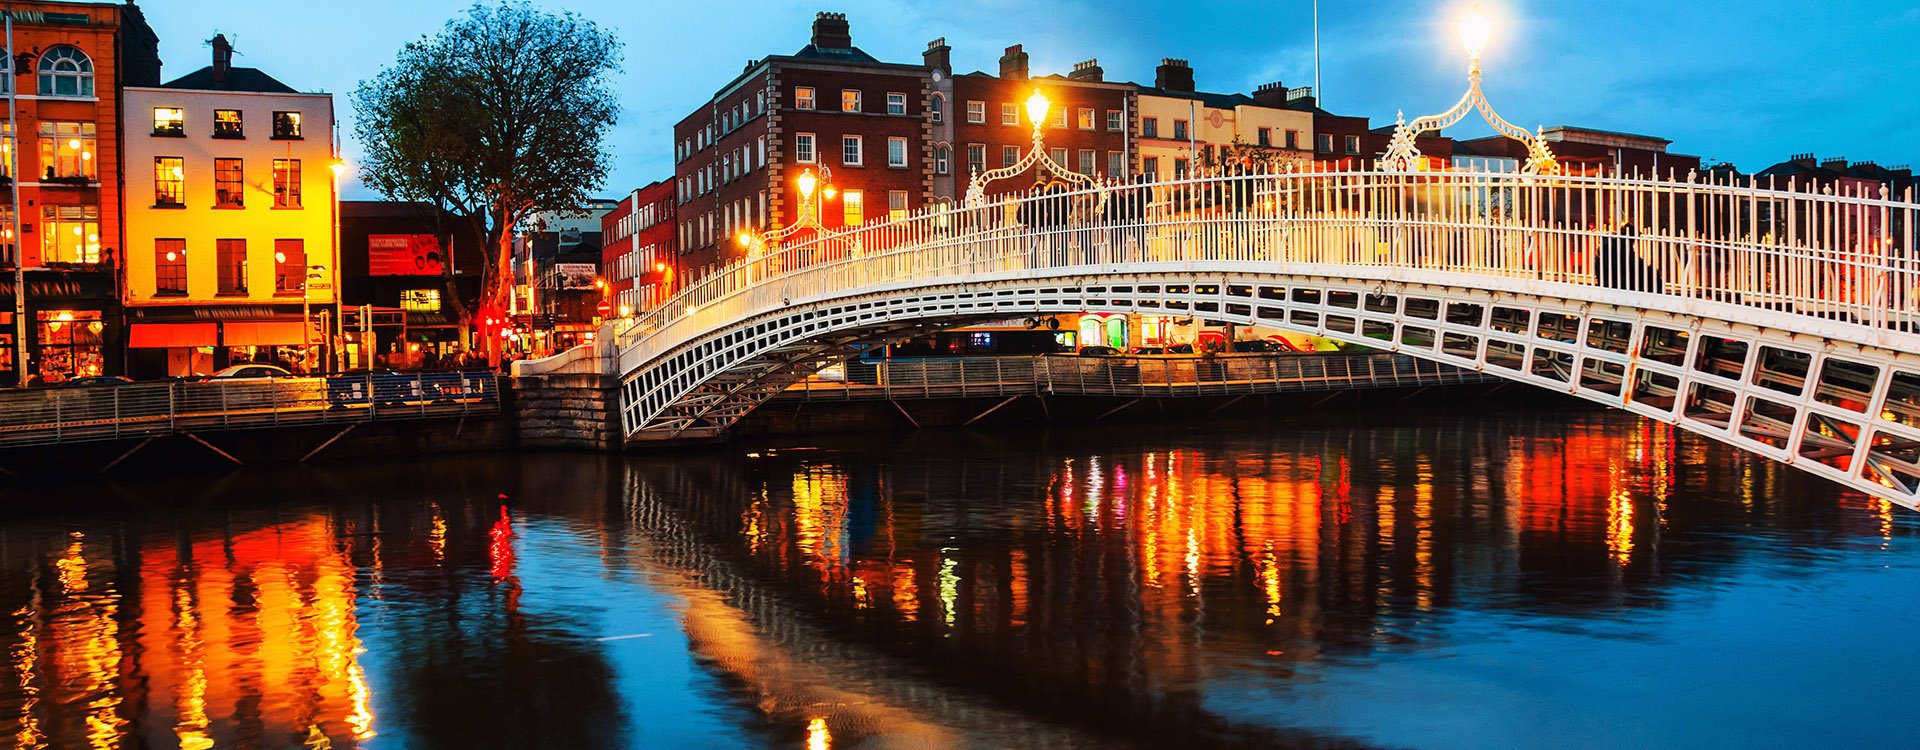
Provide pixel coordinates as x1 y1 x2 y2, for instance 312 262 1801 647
369 234 444 276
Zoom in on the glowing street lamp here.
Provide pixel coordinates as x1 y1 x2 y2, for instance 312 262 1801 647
1378 3 1558 175
963 88 1099 207
1024 90 1050 135
739 167 835 256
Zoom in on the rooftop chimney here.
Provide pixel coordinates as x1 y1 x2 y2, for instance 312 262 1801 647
1252 81 1289 107
1789 153 1817 167
1067 59 1103 82
211 33 232 85
1821 157 1849 171
1155 58 1193 93
811 12 851 51
999 44 1029 82
923 37 951 75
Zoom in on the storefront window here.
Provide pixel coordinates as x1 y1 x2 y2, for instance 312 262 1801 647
40 205 100 264
36 121 96 180
35 310 102 383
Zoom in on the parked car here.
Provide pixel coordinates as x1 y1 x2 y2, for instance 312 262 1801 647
206 364 293 380
1128 346 1168 356
1076 346 1121 357
1231 340 1280 353
1165 343 1196 354
50 375 134 389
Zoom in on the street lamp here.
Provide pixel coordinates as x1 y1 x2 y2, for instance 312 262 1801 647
737 167 836 257
303 264 327 372
328 157 350 370
1377 3 1558 175
963 88 1101 207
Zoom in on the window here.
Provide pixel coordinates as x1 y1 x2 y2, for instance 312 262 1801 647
36 310 102 380
37 121 96 180
1173 158 1189 178
1143 156 1159 176
0 123 13 179
935 145 950 175
966 143 985 174
842 135 862 166
888 191 908 221
152 107 184 136
931 94 945 124
841 189 863 226
40 206 98 264
1107 151 1124 177
1172 120 1189 141
1142 117 1159 138
796 86 815 110
1049 147 1067 165
1106 110 1122 131
153 157 184 207
841 89 860 112
217 239 247 295
272 111 302 139
215 158 244 207
213 109 243 138
154 239 186 297
886 92 906 115
1345 135 1361 155
1052 108 1067 130
274 239 305 295
1285 130 1299 149
1257 127 1272 147
273 159 302 208
1077 107 1094 130
36 46 92 97
1078 149 1095 174
1001 102 1018 126
966 100 985 123
887 137 907 167
1002 145 1019 167
1317 134 1334 153
795 132 816 164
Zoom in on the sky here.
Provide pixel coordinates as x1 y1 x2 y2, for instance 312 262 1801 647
141 0 1920 200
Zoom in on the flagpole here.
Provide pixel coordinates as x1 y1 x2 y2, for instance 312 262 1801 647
1313 0 1321 104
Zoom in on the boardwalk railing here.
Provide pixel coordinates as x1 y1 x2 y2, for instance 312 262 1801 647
616 168 1920 376
779 352 1496 402
0 372 500 448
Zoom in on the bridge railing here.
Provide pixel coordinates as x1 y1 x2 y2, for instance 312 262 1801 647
620 168 1919 370
0 372 501 448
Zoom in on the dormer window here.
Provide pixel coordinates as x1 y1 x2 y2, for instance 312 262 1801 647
36 46 93 97
153 107 184 137
213 109 243 139
272 111 302 139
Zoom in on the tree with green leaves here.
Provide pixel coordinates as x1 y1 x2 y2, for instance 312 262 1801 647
354 1 621 360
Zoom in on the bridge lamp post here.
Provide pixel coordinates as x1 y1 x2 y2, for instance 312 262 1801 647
963 89 1101 207
737 167 835 258
1378 3 1558 175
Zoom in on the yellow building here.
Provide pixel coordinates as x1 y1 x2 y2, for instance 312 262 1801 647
121 37 338 377
1135 60 1315 180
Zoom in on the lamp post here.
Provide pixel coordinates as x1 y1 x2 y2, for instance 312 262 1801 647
1378 3 1557 174
736 166 836 259
963 88 1101 207
302 263 327 372
329 158 349 371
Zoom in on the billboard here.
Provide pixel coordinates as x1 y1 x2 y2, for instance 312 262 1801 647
555 263 599 290
369 234 444 276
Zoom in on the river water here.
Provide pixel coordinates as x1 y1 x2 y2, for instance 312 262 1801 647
0 405 1916 749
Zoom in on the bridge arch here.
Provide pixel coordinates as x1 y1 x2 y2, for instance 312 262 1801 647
596 170 1920 508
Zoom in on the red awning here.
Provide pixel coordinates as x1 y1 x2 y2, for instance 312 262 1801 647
130 322 217 348
223 321 308 347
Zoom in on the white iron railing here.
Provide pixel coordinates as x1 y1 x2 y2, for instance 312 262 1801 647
619 168 1919 373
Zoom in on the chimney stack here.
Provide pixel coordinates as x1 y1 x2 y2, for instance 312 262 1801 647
923 37 951 75
811 12 851 51
1067 59 1103 82
1789 153 1817 167
1821 157 1849 171
999 44 1029 81
1155 58 1193 93
1252 81 1289 107
211 33 232 85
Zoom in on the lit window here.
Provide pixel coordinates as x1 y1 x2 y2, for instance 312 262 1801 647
272 111 302 139
153 157 185 207
1077 107 1094 130
888 190 907 221
841 89 860 112
40 205 99 264
887 137 907 167
273 159 302 208
886 92 906 115
274 239 305 295
154 239 186 297
36 46 93 97
213 109 243 138
967 100 985 124
216 238 247 295
841 189 863 227
796 86 815 110
842 135 862 166
795 132 815 163
215 158 244 207
37 121 96 180
152 107 184 136
1052 107 1067 130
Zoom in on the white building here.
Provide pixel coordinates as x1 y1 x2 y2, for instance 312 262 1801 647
121 36 337 376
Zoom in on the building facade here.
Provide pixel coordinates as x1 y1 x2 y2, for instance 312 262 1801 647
1134 62 1315 181
947 44 1134 198
601 179 674 318
338 201 482 369
510 202 613 357
673 12 932 282
0 1 159 384
120 35 337 377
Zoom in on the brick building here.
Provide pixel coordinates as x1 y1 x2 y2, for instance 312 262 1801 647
601 179 674 317
1455 126 1699 178
1134 61 1315 180
673 12 932 282
0 1 159 384
338 201 483 369
1280 89 1453 171
945 43 1134 198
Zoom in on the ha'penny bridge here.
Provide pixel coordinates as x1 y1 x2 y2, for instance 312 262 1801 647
520 166 1920 509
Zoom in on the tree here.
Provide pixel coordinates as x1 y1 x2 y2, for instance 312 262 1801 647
354 2 621 361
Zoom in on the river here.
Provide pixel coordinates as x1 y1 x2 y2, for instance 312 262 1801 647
0 405 1915 749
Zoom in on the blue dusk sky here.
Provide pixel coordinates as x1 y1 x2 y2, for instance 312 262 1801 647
142 0 1920 198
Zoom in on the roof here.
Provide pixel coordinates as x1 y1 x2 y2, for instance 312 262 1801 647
792 43 881 64
162 66 299 94
1133 85 1259 110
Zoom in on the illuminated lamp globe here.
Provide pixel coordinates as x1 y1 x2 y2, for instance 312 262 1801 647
330 160 349 176
1458 4 1493 59
736 232 753 249
797 169 818 200
275 251 287 263
653 262 667 273
1025 90 1050 128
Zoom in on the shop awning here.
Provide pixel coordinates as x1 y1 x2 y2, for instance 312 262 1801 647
223 321 308 346
130 322 217 348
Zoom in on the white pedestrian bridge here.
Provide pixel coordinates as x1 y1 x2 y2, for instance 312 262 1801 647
527 169 1920 508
